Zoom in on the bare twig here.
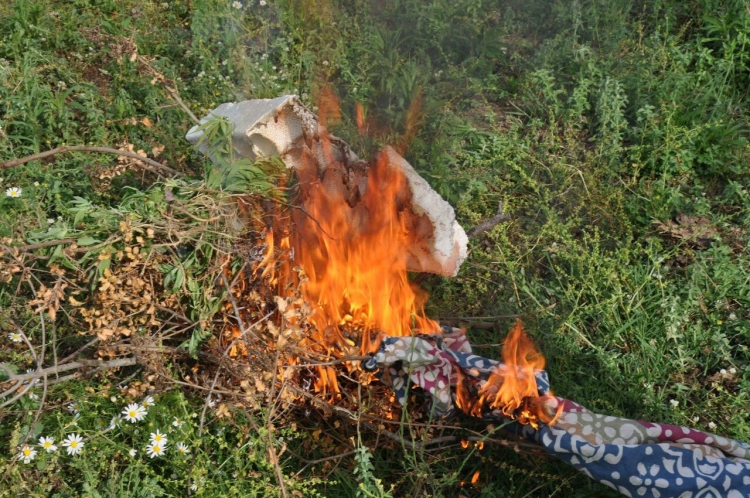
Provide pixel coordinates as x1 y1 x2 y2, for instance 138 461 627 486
467 201 511 239
58 337 100 365
135 55 200 125
1 238 76 254
291 450 357 478
437 303 557 328
1 357 136 385
0 146 180 177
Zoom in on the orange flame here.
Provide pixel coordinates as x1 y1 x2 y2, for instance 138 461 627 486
280 92 440 395
457 322 560 427
294 151 440 354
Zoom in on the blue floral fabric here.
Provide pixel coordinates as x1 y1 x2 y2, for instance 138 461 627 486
365 328 750 497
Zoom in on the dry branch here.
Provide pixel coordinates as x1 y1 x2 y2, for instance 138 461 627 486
467 201 511 239
0 146 180 177
0 357 136 384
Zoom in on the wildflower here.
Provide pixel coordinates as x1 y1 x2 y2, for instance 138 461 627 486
141 395 155 409
172 416 185 428
259 0 266 5
28 392 39 400
150 430 168 445
669 399 679 408
62 434 84 455
47 218 55 224
18 445 37 464
129 448 137 457
176 442 190 455
720 369 727 376
108 415 121 429
729 367 737 375
206 396 216 408
146 441 166 458
33 181 40 187
190 483 199 492
39 436 57 453
5 187 22 198
8 332 22 343
708 421 717 430
122 403 146 423
232 0 242 8
67 402 79 413
728 312 737 321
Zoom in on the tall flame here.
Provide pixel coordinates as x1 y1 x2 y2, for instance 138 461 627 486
293 151 440 355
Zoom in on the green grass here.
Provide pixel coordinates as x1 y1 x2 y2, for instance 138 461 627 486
2 0 750 496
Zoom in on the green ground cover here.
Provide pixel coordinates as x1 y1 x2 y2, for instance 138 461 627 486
1 0 749 496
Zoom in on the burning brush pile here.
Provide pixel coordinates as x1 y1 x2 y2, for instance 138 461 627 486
187 95 750 497
188 94 556 426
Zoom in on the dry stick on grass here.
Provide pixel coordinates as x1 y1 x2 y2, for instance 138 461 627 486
466 201 511 239
437 303 558 330
0 358 136 410
0 146 180 177
135 54 201 126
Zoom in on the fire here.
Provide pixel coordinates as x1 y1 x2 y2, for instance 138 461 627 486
276 91 439 395
457 322 560 427
293 152 440 354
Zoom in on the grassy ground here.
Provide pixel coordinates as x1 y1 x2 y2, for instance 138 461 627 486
1 0 749 496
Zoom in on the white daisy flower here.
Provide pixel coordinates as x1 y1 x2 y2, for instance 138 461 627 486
708 421 717 430
18 445 37 463
140 395 155 409
27 392 39 400
149 430 168 445
129 448 137 457
175 442 190 455
172 416 185 428
146 441 166 458
108 415 121 429
669 399 679 408
122 403 146 423
5 187 22 198
8 332 22 343
62 434 84 455
39 436 57 453
232 0 242 8
190 484 198 492
66 402 79 413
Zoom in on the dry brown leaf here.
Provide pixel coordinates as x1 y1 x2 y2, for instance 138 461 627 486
655 215 718 247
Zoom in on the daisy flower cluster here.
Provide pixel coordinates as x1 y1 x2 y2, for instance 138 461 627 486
17 434 83 464
17 393 191 466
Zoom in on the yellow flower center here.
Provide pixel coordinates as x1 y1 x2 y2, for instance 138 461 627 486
43 442 50 448
70 441 78 448
129 410 137 417
23 448 31 456
154 445 162 453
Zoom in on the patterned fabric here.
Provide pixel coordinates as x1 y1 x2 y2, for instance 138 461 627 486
364 327 750 497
